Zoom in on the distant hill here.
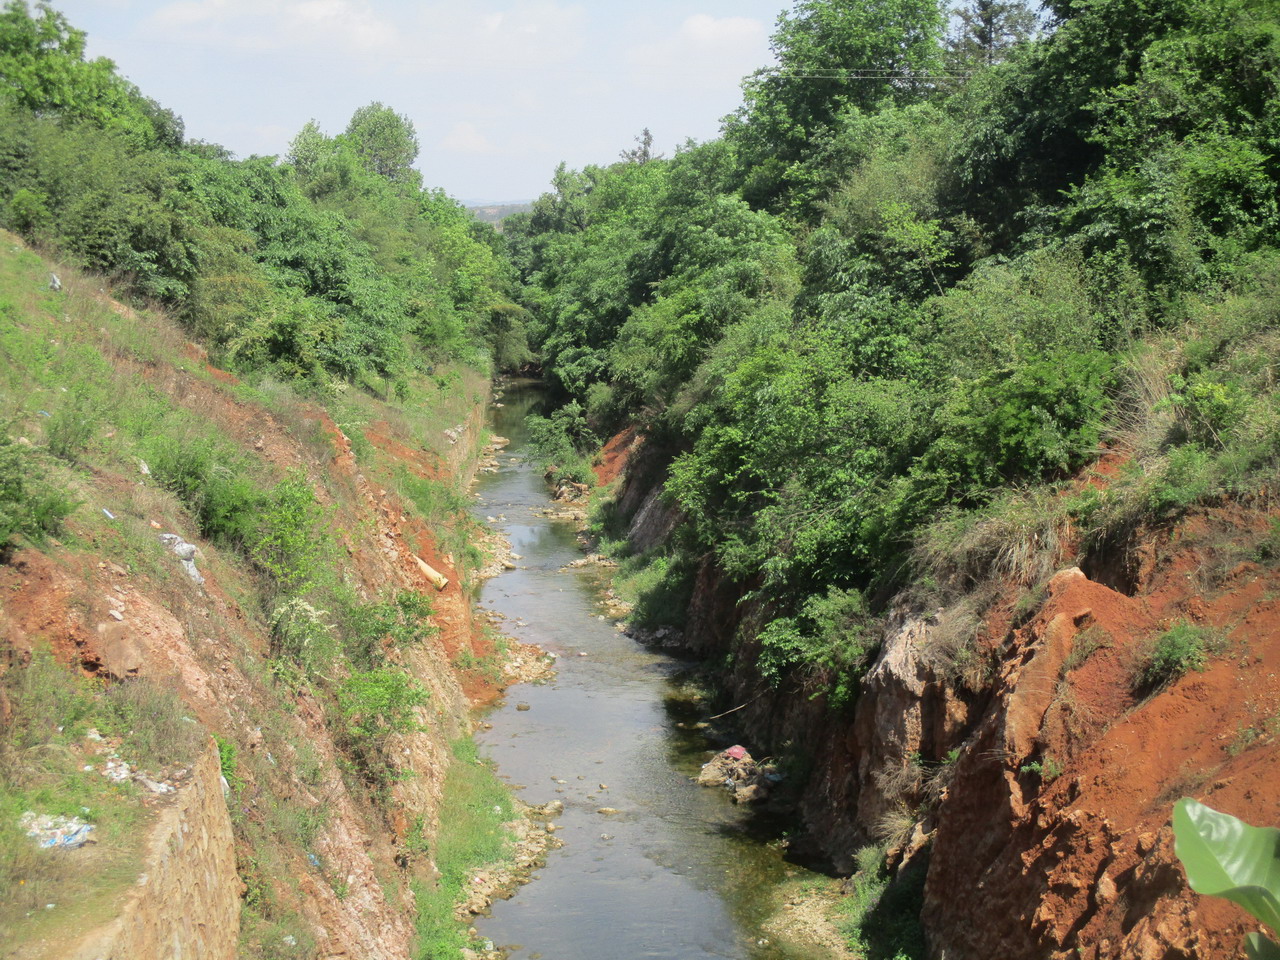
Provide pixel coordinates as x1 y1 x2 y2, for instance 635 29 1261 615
468 201 532 229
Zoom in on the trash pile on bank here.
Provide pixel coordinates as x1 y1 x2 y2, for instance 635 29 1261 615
696 745 783 803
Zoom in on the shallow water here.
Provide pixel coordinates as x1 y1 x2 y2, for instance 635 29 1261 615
471 382 829 960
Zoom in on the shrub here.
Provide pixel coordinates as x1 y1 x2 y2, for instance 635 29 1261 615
928 349 1114 491
0 434 75 552
337 668 429 745
249 472 333 595
335 589 437 668
269 597 339 678
756 586 880 707
45 390 97 461
214 734 244 794
525 401 597 486
1137 621 1211 690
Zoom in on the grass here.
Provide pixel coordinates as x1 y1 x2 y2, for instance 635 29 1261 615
837 844 927 960
1064 624 1113 672
610 546 698 630
913 486 1070 592
412 738 514 959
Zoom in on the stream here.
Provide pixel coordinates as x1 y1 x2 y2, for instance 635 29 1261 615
469 382 832 960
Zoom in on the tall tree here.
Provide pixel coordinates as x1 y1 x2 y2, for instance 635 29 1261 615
725 0 947 208
0 0 181 144
946 0 1039 69
620 128 664 164
344 101 419 184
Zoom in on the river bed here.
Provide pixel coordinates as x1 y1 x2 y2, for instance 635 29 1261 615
470 381 833 960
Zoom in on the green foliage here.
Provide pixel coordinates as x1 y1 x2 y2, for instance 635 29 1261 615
838 844 927 960
269 597 339 679
249 471 333 596
1020 756 1063 781
0 1 181 146
525 400 597 485
337 668 429 745
344 101 420 184
0 433 74 551
1173 798 1280 958
1137 621 1211 690
926 350 1114 490
412 739 513 959
335 589 437 668
757 587 879 709
726 0 948 210
0 5 517 384
214 734 244 794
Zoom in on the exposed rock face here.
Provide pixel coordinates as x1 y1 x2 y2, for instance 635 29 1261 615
67 741 239 960
921 562 1273 960
627 487 683 555
644 446 1280 960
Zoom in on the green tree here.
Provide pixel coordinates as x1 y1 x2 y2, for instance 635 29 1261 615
725 0 947 207
945 0 1038 70
344 101 419 183
0 0 181 145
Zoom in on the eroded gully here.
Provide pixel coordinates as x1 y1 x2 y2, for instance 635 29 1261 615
470 381 834 960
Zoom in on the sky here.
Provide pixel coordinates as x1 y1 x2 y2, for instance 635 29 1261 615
55 0 789 203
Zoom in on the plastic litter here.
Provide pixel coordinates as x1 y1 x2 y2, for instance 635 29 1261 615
101 508 115 520
48 273 61 291
725 745 747 760
158 533 205 585
20 812 94 849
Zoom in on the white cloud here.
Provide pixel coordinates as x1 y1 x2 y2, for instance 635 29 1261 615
145 0 398 56
406 2 588 72
440 121 496 154
625 14 769 93
143 0 587 74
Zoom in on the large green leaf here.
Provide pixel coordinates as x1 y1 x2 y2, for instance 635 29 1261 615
1173 798 1280 934
1247 932 1280 960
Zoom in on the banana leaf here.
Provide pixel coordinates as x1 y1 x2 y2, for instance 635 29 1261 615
1173 798 1280 937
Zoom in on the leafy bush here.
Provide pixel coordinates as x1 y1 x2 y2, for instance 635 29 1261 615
249 472 333 596
214 734 244 794
1137 621 1212 690
337 668 429 745
0 433 75 552
140 431 261 548
335 589 437 668
756 587 879 708
269 597 339 678
927 350 1114 490
525 400 597 486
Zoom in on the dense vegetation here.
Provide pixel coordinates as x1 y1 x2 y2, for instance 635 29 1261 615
0 2 527 392
512 0 1280 714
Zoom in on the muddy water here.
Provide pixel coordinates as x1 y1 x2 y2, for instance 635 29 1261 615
471 382 830 960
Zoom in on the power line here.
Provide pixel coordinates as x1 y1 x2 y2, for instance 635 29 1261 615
755 68 975 79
